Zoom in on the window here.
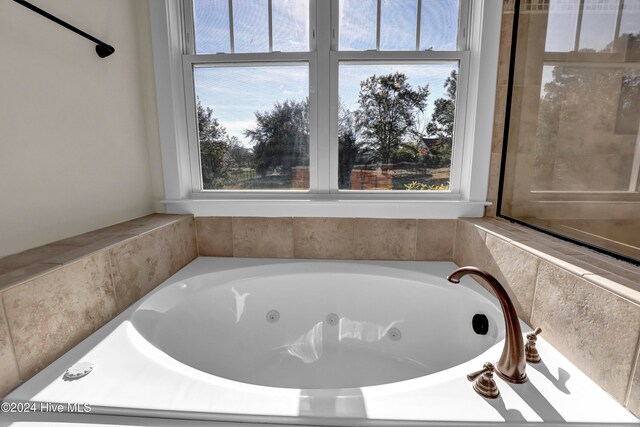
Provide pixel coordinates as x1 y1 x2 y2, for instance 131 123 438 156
149 1 501 217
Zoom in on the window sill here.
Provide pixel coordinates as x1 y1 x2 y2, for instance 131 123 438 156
161 198 489 218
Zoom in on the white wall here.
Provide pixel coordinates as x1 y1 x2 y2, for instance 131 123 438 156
0 0 164 257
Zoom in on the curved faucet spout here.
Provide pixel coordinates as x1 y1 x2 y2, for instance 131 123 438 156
448 266 528 384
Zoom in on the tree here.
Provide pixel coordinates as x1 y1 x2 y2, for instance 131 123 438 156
425 70 457 168
197 98 230 189
338 103 360 188
427 70 457 139
355 73 429 164
225 136 252 170
245 99 309 179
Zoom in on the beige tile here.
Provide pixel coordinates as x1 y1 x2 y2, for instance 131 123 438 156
355 219 416 260
503 0 516 12
0 263 62 292
0 244 76 275
293 217 355 259
0 214 193 282
484 234 539 324
232 217 294 258
453 219 488 268
492 86 508 154
44 235 137 265
486 154 502 213
54 214 189 247
171 217 198 266
531 261 640 402
626 348 640 417
511 239 608 277
473 218 532 242
497 12 514 86
582 274 640 307
485 205 497 218
0 296 20 397
573 253 640 284
195 217 233 257
109 223 190 312
3 252 117 379
415 220 455 261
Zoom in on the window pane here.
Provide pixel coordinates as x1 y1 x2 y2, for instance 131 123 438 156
272 0 310 52
233 0 269 53
194 0 231 54
620 0 640 36
420 0 459 51
338 63 458 191
380 0 418 50
339 0 377 50
545 0 580 52
578 0 620 52
194 66 309 190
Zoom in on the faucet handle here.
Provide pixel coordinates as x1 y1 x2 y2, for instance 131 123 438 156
525 327 542 363
468 362 499 399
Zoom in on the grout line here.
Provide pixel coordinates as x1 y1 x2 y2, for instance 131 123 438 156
353 218 359 260
288 216 295 259
452 219 459 264
291 217 299 259
351 217 356 260
412 218 418 261
231 217 237 258
106 248 121 314
193 216 201 257
624 328 640 407
528 257 542 327
1 291 24 383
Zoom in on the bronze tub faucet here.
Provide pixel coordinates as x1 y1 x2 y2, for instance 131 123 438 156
447 266 528 385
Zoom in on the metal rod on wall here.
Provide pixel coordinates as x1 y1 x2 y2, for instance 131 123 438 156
12 0 115 58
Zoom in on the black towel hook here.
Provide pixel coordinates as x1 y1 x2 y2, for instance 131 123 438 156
13 0 115 58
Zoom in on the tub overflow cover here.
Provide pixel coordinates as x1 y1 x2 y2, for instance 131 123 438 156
63 361 94 380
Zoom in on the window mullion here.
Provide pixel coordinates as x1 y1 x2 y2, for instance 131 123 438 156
376 0 381 51
183 0 196 54
268 0 273 52
228 0 235 53
415 0 422 51
315 0 332 192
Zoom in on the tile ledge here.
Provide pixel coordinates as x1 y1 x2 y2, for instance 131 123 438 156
0 214 193 293
459 218 640 304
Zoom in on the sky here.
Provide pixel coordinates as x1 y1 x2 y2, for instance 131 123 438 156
192 0 458 146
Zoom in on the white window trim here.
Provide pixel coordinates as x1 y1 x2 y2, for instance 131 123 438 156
149 0 501 218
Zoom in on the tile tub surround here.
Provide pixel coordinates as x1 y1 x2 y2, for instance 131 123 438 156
454 217 640 417
3 211 640 419
0 214 196 398
195 217 456 261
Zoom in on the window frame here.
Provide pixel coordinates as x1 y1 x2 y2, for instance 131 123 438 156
148 0 502 218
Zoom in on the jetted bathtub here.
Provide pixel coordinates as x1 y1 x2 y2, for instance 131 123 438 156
2 258 638 426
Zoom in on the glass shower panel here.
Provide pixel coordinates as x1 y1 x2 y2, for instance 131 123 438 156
500 0 640 262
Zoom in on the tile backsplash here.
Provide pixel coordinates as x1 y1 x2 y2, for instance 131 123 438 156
195 217 456 261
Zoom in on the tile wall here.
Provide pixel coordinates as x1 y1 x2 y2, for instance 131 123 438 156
0 215 196 397
453 217 640 415
195 217 456 261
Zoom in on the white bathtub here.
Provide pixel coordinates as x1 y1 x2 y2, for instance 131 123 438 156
3 258 638 426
